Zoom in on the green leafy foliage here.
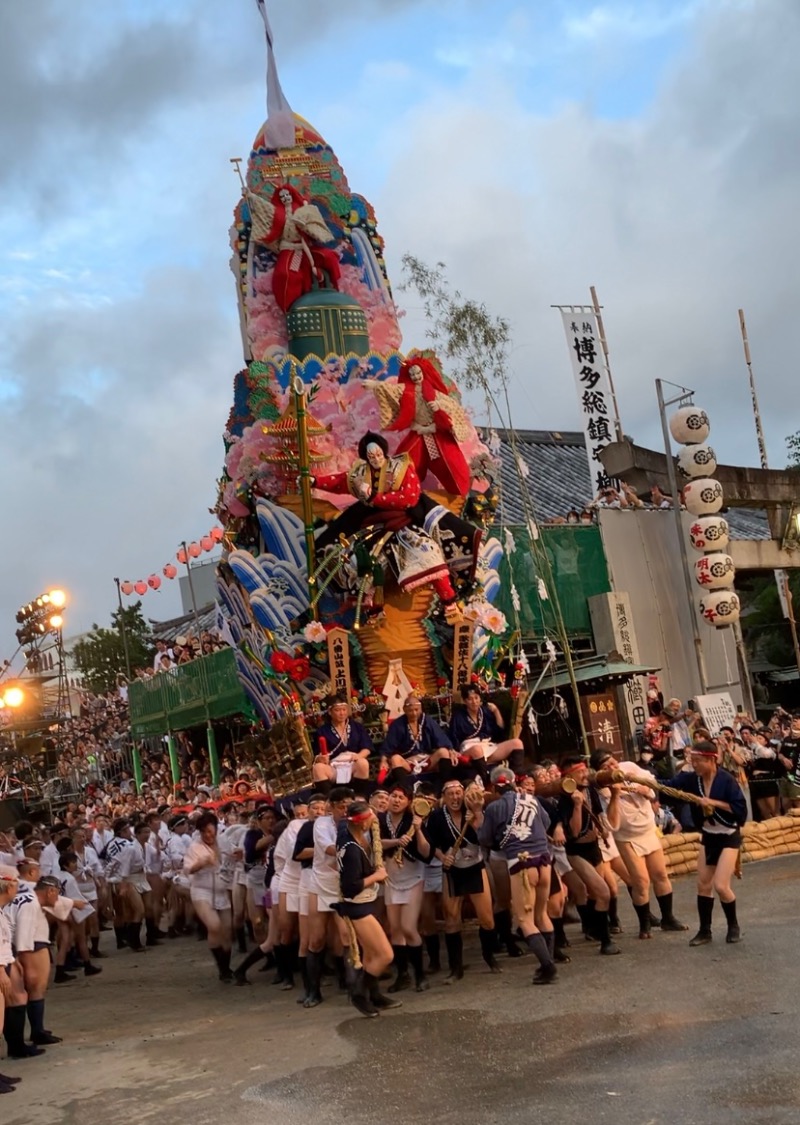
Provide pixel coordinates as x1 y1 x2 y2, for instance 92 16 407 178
787 430 800 468
72 602 154 693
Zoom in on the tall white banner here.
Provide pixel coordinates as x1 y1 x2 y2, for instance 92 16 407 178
559 309 616 497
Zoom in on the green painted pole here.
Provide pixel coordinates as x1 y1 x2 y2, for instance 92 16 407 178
207 724 220 787
167 733 180 786
131 744 144 795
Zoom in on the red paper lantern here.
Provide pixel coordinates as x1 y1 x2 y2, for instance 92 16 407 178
134 580 148 596
148 574 161 590
163 564 178 580
176 547 187 564
188 542 201 558
210 526 224 543
120 581 134 596
201 535 213 552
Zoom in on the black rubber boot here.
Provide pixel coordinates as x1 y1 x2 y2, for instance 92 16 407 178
304 951 324 1008
388 945 411 992
494 909 523 957
689 895 714 946
424 933 441 973
349 969 378 1017
595 909 621 955
407 943 429 991
479 927 501 973
721 898 741 944
657 892 688 932
444 932 464 983
366 970 402 1009
234 945 266 984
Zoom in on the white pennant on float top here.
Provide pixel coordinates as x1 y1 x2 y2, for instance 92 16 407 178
254 0 297 150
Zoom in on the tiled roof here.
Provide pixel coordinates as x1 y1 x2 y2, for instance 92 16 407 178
148 604 217 642
492 429 771 541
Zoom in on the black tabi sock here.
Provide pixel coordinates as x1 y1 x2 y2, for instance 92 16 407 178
407 943 426 984
236 946 266 975
507 749 525 775
656 891 676 923
444 931 463 973
577 902 595 936
720 899 738 928
697 895 714 932
333 954 347 989
478 927 498 967
306 951 323 997
3 1006 27 1052
424 933 441 970
26 999 46 1038
525 932 554 970
634 902 652 934
542 930 555 958
298 955 309 994
392 944 409 976
594 909 613 947
608 895 620 928
553 917 568 949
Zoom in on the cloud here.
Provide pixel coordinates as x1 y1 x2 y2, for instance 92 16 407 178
563 1 701 42
0 0 796 655
376 0 799 481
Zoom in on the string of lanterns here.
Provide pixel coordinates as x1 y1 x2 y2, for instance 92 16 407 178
119 527 225 597
670 406 740 628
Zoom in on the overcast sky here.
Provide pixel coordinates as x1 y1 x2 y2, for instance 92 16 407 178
0 0 797 659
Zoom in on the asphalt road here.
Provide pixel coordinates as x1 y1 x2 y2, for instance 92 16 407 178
6 857 800 1125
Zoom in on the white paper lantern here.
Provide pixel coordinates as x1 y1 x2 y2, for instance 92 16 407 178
677 443 717 478
695 552 735 590
669 406 710 445
689 515 730 552
684 477 724 515
700 590 741 628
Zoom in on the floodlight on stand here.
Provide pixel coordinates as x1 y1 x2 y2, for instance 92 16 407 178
49 614 63 630
48 589 67 608
3 686 24 708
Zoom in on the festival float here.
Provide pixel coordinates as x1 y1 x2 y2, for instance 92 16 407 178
214 7 526 793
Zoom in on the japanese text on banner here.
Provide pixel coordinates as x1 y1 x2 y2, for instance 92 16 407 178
559 308 617 495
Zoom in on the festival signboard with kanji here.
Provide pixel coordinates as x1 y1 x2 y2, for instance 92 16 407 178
580 692 624 756
560 309 616 496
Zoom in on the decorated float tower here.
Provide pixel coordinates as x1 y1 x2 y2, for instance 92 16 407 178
215 7 517 792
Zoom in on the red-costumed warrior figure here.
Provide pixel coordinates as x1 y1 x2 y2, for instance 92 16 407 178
246 183 342 312
368 357 473 496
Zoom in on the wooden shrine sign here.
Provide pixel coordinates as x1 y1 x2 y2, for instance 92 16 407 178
327 627 352 699
451 622 475 694
580 691 624 756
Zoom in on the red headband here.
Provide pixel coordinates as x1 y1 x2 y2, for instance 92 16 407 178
564 763 587 775
348 810 373 824
691 747 718 757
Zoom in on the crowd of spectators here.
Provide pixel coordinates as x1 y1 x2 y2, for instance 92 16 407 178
547 482 678 524
136 630 230 679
